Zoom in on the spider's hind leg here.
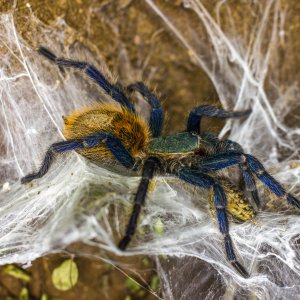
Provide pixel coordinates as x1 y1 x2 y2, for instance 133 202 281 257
127 82 163 137
198 151 300 209
217 139 261 209
175 168 249 278
245 154 300 208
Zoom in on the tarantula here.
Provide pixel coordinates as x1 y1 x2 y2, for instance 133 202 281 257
22 47 300 278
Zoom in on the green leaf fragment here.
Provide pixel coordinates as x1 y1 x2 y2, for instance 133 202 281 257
142 257 151 267
3 265 31 282
101 274 110 288
159 254 168 260
153 218 164 235
51 259 79 291
126 277 141 293
150 275 160 291
137 290 146 297
41 294 48 300
19 287 29 300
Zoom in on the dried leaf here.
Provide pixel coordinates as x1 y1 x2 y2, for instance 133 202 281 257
51 259 78 291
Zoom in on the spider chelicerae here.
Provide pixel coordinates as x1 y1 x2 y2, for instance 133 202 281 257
21 46 300 278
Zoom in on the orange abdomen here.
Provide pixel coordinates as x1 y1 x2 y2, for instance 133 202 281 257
63 103 150 162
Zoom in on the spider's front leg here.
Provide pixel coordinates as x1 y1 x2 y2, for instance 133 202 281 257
21 131 160 252
21 132 135 184
186 104 251 134
118 157 160 250
38 47 134 111
174 168 249 278
127 82 164 137
197 151 300 209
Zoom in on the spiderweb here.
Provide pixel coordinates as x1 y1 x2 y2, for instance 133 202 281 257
1 1 300 299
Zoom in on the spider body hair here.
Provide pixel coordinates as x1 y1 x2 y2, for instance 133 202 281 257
64 103 150 162
209 178 255 222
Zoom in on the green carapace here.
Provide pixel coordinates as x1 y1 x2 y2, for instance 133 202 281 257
149 132 200 154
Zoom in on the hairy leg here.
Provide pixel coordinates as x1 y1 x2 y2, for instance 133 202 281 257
187 105 251 134
39 47 134 111
175 168 249 277
198 132 261 208
118 157 160 250
127 82 163 137
216 139 261 208
21 132 135 184
196 151 300 209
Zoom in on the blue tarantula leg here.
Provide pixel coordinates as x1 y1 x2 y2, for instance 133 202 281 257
187 105 251 134
240 166 261 208
245 154 300 208
176 168 249 278
198 151 300 209
217 139 261 208
20 148 54 184
21 132 135 184
127 82 163 137
118 157 160 250
38 47 134 111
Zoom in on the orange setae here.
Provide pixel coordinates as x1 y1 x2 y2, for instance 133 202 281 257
63 103 151 162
